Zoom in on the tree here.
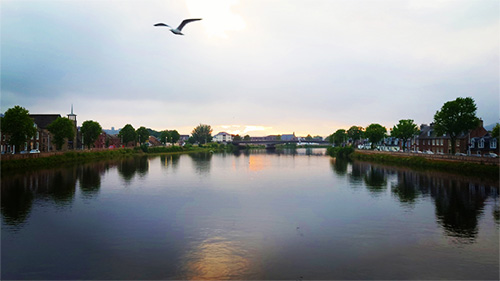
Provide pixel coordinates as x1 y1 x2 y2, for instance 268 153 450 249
47 117 75 150
305 134 313 141
347 126 364 143
81 120 102 149
365 123 387 149
233 135 242 141
169 130 180 145
136 126 149 145
243 135 251 141
276 135 281 141
332 129 347 146
491 123 499 140
327 134 334 144
391 119 419 152
160 130 170 145
119 124 136 146
2 106 37 153
433 97 479 154
191 124 212 144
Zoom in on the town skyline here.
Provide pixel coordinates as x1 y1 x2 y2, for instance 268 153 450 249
2 1 498 137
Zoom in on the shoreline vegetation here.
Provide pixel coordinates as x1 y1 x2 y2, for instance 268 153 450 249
2 144 498 180
327 146 498 179
1 143 299 172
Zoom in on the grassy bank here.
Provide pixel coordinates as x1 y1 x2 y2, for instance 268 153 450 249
1 149 137 172
1 145 217 172
351 151 499 179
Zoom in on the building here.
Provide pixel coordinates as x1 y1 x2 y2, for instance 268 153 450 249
469 134 498 156
415 120 489 154
213 132 233 143
281 133 297 141
29 114 61 152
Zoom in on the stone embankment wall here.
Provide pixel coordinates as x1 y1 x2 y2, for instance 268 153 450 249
356 150 499 166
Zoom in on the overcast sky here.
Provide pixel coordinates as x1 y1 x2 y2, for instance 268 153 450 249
1 0 499 136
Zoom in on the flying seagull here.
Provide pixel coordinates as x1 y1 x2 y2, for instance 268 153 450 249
154 18 202 35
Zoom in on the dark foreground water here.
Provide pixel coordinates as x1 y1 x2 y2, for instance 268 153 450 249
1 149 499 280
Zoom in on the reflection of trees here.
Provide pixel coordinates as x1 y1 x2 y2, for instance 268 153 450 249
160 154 180 171
1 167 78 226
494 203 499 225
330 158 348 176
349 161 366 186
432 182 489 242
45 170 77 205
78 164 102 198
188 152 212 175
1 178 34 226
391 172 420 206
117 156 149 182
363 167 387 193
348 161 499 243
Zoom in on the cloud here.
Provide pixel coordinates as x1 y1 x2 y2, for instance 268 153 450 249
1 0 498 135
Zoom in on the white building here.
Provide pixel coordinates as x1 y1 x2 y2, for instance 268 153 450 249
213 132 233 143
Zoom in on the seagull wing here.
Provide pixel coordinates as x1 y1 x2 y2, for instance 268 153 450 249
154 23 171 27
177 18 202 31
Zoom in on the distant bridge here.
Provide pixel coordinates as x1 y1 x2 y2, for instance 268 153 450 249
231 140 331 149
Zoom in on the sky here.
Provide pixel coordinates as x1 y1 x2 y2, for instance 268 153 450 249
1 0 499 137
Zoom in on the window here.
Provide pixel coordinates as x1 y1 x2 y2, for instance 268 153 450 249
479 138 484 148
470 139 475 148
432 139 435 146
491 138 497 149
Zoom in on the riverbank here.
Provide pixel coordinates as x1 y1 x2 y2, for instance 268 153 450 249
351 150 499 179
0 146 211 173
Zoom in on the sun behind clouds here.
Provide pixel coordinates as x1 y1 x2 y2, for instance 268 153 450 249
186 0 246 38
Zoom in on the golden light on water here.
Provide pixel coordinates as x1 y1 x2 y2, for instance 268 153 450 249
177 236 252 280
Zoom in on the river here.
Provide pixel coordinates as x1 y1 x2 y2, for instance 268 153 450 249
1 149 499 280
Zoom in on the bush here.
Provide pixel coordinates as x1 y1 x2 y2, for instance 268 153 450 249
327 146 354 158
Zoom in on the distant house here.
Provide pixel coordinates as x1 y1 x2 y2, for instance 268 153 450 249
281 133 297 141
148 136 162 146
469 134 498 156
213 132 233 143
415 120 488 154
28 114 61 153
379 137 400 152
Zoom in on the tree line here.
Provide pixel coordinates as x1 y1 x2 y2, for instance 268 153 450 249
2 97 499 154
327 97 499 155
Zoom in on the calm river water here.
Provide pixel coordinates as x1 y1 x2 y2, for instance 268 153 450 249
1 149 499 280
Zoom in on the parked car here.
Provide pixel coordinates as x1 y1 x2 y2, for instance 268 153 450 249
484 152 498 158
455 152 467 156
20 150 29 154
424 150 434 154
30 149 40 154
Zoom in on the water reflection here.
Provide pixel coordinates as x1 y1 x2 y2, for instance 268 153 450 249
356 165 388 195
1 162 111 227
330 158 348 176
391 172 421 206
1 177 34 227
117 156 149 182
160 154 180 171
177 236 253 279
332 160 499 242
188 152 212 175
79 165 101 198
